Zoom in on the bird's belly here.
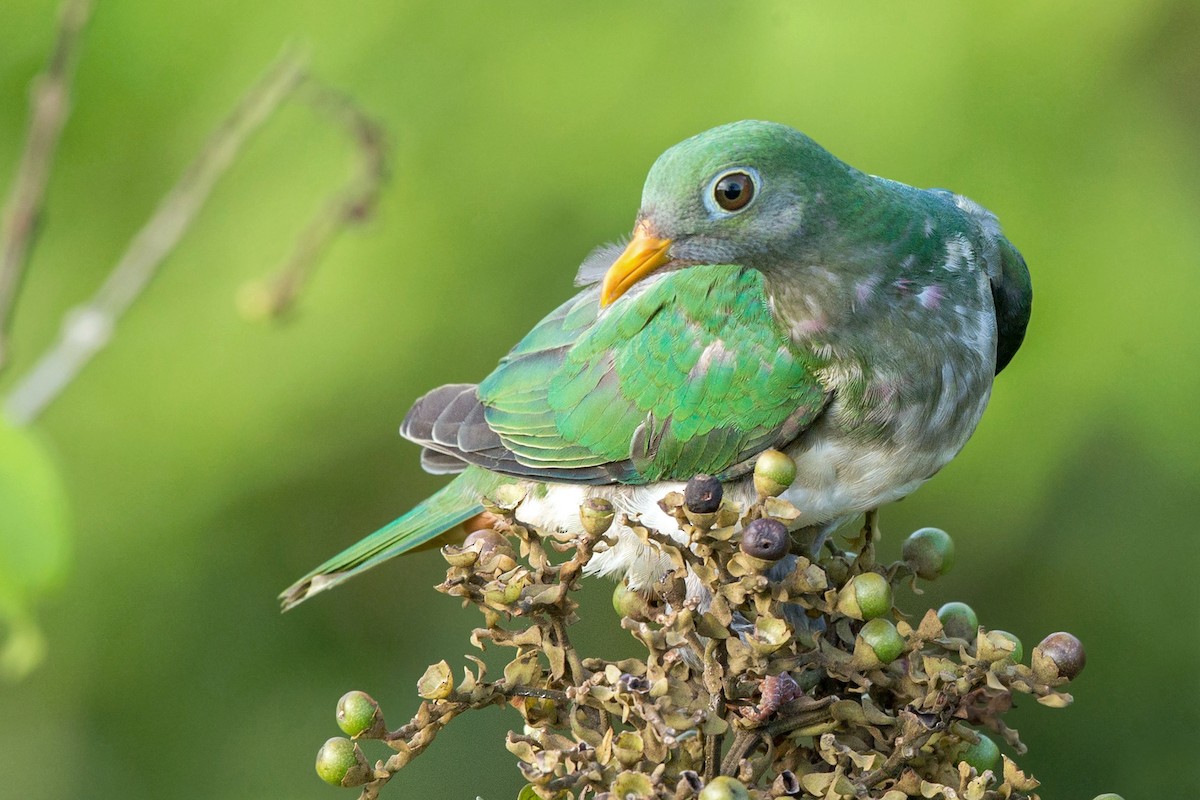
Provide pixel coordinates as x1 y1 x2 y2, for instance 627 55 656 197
782 437 938 524
514 479 758 589
784 368 994 523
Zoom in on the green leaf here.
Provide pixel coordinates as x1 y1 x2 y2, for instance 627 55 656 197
0 416 72 680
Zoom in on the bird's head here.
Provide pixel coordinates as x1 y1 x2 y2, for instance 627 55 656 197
600 120 856 306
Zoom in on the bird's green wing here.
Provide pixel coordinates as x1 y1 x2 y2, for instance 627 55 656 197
404 264 829 484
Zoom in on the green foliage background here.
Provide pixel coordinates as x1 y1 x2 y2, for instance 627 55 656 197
1 1 1197 797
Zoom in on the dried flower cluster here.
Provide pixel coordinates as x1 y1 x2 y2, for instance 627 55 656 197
313 452 1099 800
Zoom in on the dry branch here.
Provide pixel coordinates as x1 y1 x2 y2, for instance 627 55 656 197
3 44 389 424
0 0 94 369
3 49 305 423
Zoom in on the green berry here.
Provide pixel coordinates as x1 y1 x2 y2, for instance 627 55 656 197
699 775 751 800
857 618 905 665
336 691 382 737
612 582 651 619
902 527 956 580
992 630 1024 663
684 474 723 513
1091 795 1125 800
580 497 615 536
315 737 370 787
1032 631 1086 682
753 449 797 497
937 601 979 640
822 553 850 587
954 730 1000 773
837 572 892 620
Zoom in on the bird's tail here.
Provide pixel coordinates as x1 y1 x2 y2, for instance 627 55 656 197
279 467 503 611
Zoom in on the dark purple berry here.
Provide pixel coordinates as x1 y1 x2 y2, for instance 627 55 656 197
740 518 790 561
684 474 723 514
1033 631 1087 682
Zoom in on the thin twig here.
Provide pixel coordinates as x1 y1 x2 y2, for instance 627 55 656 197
3 49 307 424
721 730 757 777
550 616 587 687
0 0 94 370
701 636 727 783
240 78 388 319
720 697 837 776
365 680 565 799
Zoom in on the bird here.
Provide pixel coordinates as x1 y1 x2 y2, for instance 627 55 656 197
279 120 1031 611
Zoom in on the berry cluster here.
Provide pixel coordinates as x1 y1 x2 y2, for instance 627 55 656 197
312 452 1115 800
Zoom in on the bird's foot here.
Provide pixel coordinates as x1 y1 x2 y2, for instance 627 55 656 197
863 507 880 542
848 508 880 569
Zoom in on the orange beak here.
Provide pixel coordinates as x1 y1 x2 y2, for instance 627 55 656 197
599 220 672 307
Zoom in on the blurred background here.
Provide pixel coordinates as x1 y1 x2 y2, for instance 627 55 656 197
1 0 1197 797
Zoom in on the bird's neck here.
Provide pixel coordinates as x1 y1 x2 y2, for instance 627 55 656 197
760 180 964 354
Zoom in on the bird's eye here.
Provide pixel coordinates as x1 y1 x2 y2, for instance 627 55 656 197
713 171 755 212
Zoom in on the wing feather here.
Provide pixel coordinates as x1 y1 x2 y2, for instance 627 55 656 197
401 265 829 484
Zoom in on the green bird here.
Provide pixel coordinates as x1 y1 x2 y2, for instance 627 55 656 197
280 120 1030 610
